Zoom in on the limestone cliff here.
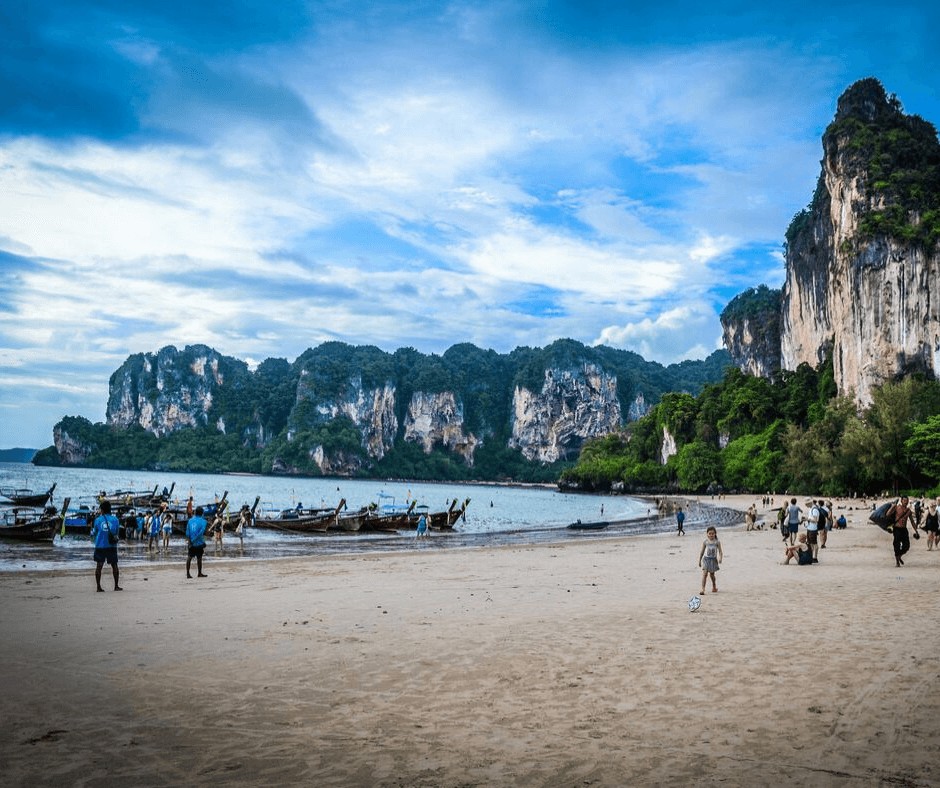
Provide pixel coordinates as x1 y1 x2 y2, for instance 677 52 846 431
295 370 398 465
53 423 93 465
404 391 479 467
720 286 782 380
75 339 727 475
723 79 940 403
509 363 621 463
782 78 940 403
106 345 239 437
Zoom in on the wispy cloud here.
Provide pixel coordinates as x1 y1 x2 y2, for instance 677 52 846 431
1 0 938 446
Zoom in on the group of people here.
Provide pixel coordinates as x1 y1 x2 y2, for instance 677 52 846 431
90 501 256 591
779 497 838 565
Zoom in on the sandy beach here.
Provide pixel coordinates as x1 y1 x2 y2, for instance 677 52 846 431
2 494 938 787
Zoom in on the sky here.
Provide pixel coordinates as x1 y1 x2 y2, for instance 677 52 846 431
2 1 939 449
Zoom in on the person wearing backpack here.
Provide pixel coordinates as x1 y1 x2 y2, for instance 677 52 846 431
816 500 830 549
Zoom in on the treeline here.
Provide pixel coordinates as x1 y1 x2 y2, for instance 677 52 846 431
33 415 566 483
560 359 940 497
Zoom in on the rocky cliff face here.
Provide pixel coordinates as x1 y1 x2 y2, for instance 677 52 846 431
404 391 479 467
296 371 399 464
53 423 93 465
92 340 727 475
723 79 940 404
781 78 940 404
106 345 236 437
720 286 783 380
509 363 622 463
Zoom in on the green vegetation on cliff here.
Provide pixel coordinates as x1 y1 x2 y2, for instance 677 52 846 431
825 77 940 249
36 340 730 481
561 358 940 497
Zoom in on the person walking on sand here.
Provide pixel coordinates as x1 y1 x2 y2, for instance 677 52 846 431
147 508 160 550
676 506 685 535
91 500 122 592
161 504 173 549
888 496 919 567
698 526 723 593
415 512 429 539
186 506 209 579
924 500 939 551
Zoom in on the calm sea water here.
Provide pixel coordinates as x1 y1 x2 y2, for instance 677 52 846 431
0 462 658 572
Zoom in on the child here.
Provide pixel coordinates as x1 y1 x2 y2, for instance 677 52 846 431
698 526 723 593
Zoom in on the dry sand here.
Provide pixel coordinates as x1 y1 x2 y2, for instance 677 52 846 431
2 495 939 787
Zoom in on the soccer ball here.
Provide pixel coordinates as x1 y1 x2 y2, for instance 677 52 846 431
688 595 702 612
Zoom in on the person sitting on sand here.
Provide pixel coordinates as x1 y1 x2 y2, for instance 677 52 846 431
783 533 812 565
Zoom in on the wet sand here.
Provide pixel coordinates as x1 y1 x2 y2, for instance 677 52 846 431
1 494 938 787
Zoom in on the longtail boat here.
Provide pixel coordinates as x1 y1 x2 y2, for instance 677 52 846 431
97 483 175 513
165 491 229 533
412 497 470 531
329 505 372 532
361 498 417 532
0 498 69 542
0 482 56 508
253 499 345 534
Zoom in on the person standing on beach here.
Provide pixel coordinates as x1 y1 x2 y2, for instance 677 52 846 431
147 508 160 550
161 506 173 549
186 506 209 579
676 507 685 535
698 526 722 593
91 500 122 592
888 496 918 567
785 498 801 545
924 500 939 550
804 499 821 562
817 500 832 549
416 512 429 539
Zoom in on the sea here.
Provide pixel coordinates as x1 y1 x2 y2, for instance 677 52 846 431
0 461 666 572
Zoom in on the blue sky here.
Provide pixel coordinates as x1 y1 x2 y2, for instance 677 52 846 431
1 0 938 448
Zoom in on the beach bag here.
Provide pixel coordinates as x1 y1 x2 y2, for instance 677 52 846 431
106 519 118 545
798 547 813 565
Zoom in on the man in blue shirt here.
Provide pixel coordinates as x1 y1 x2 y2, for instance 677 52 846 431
186 505 209 579
92 500 122 592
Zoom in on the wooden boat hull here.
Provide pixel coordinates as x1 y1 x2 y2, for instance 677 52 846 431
0 483 57 508
567 520 609 530
329 509 370 532
253 513 331 533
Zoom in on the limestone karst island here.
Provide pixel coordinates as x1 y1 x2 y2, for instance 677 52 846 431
34 78 940 499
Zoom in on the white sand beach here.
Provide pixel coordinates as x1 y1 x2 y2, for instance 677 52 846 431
1 494 938 787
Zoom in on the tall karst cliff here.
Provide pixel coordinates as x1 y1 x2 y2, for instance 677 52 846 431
55 340 729 476
724 78 940 402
